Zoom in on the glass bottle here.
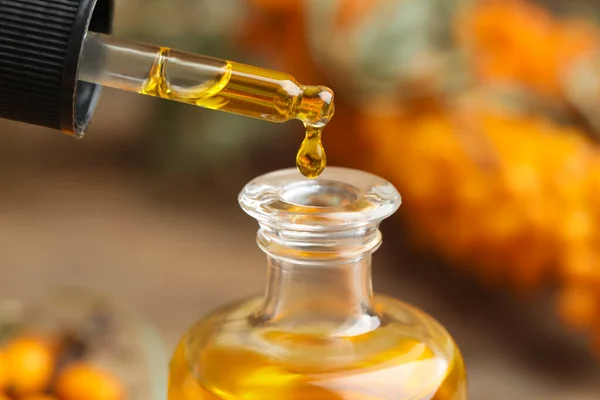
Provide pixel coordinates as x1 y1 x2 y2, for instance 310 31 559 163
168 167 467 400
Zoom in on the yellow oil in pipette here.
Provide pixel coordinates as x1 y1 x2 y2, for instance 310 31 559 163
138 46 334 178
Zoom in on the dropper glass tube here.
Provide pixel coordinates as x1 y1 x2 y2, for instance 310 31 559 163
78 32 334 178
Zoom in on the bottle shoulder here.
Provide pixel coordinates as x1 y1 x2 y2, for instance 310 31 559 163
179 294 461 364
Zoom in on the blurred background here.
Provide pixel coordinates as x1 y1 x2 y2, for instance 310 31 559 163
3 0 600 398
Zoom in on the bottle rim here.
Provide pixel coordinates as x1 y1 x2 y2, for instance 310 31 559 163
238 167 401 232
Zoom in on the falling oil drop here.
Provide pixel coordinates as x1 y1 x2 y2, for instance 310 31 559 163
296 125 326 179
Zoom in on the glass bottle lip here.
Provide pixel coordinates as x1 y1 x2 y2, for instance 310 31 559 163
238 167 401 232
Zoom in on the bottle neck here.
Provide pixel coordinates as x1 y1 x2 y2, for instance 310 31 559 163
253 227 382 336
238 167 402 336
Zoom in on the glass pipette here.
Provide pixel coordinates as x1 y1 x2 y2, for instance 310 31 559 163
79 32 335 129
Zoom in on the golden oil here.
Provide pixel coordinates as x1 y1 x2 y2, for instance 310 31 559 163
296 125 326 179
139 48 334 178
167 297 467 400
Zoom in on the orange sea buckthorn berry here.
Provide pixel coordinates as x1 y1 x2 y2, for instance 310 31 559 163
56 363 124 400
3 336 54 396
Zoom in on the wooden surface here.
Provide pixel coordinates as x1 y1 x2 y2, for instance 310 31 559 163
1 166 599 400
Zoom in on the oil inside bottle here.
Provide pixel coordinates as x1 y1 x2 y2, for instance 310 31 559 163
139 47 334 178
167 297 467 400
